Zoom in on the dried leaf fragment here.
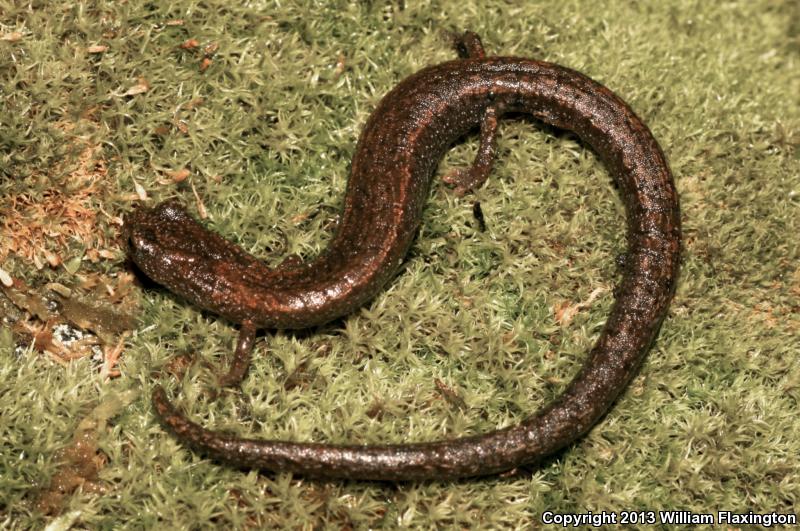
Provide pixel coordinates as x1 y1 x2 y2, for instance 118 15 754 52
133 181 148 200
554 287 607 326
334 52 346 78
123 77 150 96
45 250 62 268
173 119 189 134
1 31 23 42
0 267 12 287
434 378 468 412
55 292 136 343
183 97 205 110
165 168 190 183
100 334 127 380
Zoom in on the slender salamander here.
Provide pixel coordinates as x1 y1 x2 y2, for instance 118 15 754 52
125 32 681 480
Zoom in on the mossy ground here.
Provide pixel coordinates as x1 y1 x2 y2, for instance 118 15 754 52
1 0 798 528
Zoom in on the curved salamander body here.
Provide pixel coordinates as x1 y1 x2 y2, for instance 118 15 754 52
126 34 680 480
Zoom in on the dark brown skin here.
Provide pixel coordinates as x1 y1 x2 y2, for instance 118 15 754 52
126 32 680 481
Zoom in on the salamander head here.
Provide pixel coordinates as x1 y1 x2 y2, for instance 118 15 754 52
123 198 248 311
124 199 278 323
124 199 201 284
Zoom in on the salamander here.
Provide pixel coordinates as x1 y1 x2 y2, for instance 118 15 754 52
125 32 681 480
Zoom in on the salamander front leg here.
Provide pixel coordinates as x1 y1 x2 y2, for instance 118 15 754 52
217 321 257 388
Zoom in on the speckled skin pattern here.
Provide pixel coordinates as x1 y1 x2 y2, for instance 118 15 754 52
127 33 681 480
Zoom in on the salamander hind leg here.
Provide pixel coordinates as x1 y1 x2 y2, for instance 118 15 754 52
217 321 257 388
451 30 486 59
443 106 499 195
443 31 498 196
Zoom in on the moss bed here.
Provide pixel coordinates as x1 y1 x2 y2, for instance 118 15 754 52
1 0 798 528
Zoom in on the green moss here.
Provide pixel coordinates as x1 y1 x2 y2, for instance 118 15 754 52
1 0 798 527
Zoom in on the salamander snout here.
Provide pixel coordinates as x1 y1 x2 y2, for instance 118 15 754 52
123 200 201 284
124 207 159 257
126 227 156 257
